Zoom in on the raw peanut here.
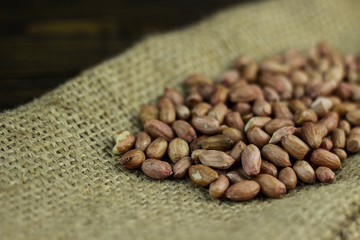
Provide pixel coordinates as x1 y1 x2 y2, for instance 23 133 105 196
234 55 252 69
293 85 305 99
144 119 174 141
272 102 293 120
146 137 168 159
210 85 229 105
164 87 184 106
310 81 337 98
331 148 347 161
316 167 335 184
281 135 310 160
120 149 146 170
135 131 152 152
112 130 136 155
185 92 203 107
294 109 318 125
333 102 357 117
278 167 297 190
225 180 260 201
229 84 258 103
168 138 189 163
335 82 352 100
247 127 270 148
140 104 159 124
301 122 322 149
279 76 293 100
218 70 239 87
225 112 244 131
231 79 248 89
241 144 261 177
346 128 360 153
243 61 259 81
338 120 351 135
288 99 306 113
172 120 197 143
222 127 245 143
291 70 308 85
293 160 316 184
253 99 272 116
191 149 206 163
230 141 247 162
243 113 254 123
157 97 176 124
197 82 215 100
351 83 360 101
198 134 234 151
188 164 218 187
209 175 230 198
233 102 252 115
327 95 342 107
175 104 190 120
185 74 213 86
310 149 341 170
190 135 209 151
269 126 296 144
332 128 346 149
173 156 193 179
191 102 212 117
207 103 228 124
255 174 286 198
311 97 332 118
316 122 328 138
346 110 360 126
261 144 291 167
260 160 278 177
141 159 173 179
252 84 264 101
244 116 272 132
198 150 235 169
320 137 333 151
263 86 280 102
225 170 247 183
191 116 220 135
301 96 313 108
261 60 290 74
264 118 294 135
318 112 339 133
259 74 285 94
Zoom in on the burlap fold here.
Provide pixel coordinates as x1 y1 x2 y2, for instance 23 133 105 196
1 0 360 239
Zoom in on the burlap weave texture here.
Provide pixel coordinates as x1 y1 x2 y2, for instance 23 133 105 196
1 0 360 239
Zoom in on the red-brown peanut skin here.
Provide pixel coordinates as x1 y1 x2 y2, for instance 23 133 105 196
141 159 173 180
224 180 260 201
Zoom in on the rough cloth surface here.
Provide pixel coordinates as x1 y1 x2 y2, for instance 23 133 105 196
1 0 360 239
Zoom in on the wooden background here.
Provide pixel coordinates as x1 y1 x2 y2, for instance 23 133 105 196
0 0 254 111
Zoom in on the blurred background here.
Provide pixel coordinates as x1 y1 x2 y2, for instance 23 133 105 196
0 0 255 111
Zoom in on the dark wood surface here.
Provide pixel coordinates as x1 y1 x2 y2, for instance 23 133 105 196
0 0 253 111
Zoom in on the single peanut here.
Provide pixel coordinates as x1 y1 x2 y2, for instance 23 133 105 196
168 138 189 163
224 180 260 201
209 175 230 199
112 130 136 155
141 159 173 179
278 167 297 190
189 164 219 187
255 174 286 198
120 149 146 169
135 131 152 152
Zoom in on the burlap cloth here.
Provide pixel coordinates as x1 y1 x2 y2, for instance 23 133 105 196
1 0 360 239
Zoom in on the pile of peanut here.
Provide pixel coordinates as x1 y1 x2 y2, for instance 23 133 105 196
113 43 360 201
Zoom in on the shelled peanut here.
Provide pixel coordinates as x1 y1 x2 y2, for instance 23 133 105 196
112 43 360 201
